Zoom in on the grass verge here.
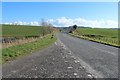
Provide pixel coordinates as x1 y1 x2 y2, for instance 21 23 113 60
2 33 57 64
69 33 119 48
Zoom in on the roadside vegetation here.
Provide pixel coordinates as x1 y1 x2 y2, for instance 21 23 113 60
1 19 58 64
68 25 119 47
2 34 57 64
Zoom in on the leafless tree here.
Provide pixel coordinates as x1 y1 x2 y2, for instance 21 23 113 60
41 19 47 36
41 19 54 36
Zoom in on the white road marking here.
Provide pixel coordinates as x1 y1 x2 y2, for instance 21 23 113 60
68 67 73 69
55 42 57 45
74 73 78 76
74 60 80 63
88 74 93 78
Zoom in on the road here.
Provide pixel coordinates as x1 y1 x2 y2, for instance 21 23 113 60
2 32 118 78
57 33 118 78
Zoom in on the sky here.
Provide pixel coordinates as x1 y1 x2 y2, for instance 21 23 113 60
2 0 119 2
2 2 118 28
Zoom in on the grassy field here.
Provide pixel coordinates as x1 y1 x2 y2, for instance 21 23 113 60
2 34 57 64
1 24 58 64
72 28 119 47
2 25 49 37
76 28 118 38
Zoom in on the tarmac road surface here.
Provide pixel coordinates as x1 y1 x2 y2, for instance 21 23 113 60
2 32 118 79
57 33 118 78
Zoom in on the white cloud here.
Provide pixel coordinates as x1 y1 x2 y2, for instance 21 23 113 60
4 21 40 26
47 17 118 28
3 18 118 28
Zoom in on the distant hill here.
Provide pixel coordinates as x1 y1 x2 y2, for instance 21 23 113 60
68 26 92 28
76 26 92 28
93 28 120 29
106 28 120 29
54 25 120 32
54 27 70 31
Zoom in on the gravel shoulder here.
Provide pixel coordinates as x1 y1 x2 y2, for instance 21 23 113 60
2 40 92 78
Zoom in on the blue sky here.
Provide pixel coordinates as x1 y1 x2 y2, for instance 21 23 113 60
2 2 118 28
2 0 119 2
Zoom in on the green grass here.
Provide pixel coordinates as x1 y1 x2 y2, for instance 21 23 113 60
77 28 118 38
2 25 49 37
70 28 119 47
2 34 57 64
